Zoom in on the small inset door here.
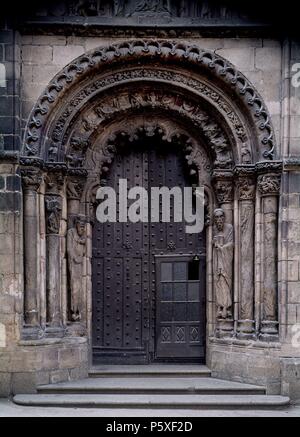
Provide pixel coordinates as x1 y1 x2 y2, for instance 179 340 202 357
156 256 206 362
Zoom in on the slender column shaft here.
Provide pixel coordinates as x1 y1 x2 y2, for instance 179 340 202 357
22 168 42 327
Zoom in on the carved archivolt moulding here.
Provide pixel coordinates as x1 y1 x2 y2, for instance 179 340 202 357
91 118 212 181
22 40 276 165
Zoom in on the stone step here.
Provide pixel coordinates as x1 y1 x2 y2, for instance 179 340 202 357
37 377 266 395
89 364 211 378
13 394 290 410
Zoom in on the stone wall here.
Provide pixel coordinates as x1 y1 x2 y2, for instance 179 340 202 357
1 28 300 399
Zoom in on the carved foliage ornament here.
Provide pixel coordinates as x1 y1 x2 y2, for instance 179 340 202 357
23 41 275 160
98 120 211 181
55 71 247 157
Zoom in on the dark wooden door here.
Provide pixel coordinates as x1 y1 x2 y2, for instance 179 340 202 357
92 140 206 364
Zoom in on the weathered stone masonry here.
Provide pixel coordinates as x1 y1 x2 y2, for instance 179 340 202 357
0 2 300 398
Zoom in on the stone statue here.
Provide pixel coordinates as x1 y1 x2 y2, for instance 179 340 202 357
67 216 87 322
213 208 234 319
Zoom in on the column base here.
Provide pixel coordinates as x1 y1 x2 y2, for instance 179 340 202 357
259 320 279 342
237 319 256 339
215 318 234 338
22 325 44 340
45 325 66 338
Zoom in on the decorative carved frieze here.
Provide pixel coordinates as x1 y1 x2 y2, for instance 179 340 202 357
27 1 268 28
256 160 283 174
57 87 234 170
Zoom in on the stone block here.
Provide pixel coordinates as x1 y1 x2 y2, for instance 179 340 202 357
31 65 61 86
288 260 300 281
223 38 262 48
0 372 11 397
288 281 300 303
52 45 85 66
216 48 255 72
255 47 282 71
6 175 21 192
290 116 300 138
31 35 66 46
50 369 69 384
11 372 37 395
35 370 50 386
22 46 53 65
58 348 80 368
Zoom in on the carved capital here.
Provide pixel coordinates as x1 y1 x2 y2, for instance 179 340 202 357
213 171 234 204
237 177 256 201
45 169 66 195
67 176 85 201
66 135 90 169
257 174 281 196
21 168 43 191
45 195 62 235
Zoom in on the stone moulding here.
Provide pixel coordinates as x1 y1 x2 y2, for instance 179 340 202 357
22 40 276 162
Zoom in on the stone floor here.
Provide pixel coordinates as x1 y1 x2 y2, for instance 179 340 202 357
0 399 299 417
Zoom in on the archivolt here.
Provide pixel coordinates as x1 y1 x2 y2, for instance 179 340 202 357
22 40 276 164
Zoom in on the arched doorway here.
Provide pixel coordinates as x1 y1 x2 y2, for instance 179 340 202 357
19 41 282 385
92 136 206 364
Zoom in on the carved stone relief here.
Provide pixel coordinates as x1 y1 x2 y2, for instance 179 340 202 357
22 41 275 164
67 215 87 322
45 196 62 235
213 208 234 320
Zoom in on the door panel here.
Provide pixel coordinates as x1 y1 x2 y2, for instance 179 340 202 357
156 256 206 361
92 140 206 364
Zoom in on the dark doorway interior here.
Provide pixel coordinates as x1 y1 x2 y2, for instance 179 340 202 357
92 138 206 364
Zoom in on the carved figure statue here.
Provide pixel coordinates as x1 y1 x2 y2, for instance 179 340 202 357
213 208 234 319
67 216 87 322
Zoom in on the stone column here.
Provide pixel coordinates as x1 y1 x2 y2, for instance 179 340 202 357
45 171 64 336
235 166 256 339
213 170 234 338
21 167 43 333
257 170 281 341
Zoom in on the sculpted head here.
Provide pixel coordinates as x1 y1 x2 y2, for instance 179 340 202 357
214 208 225 232
75 216 86 237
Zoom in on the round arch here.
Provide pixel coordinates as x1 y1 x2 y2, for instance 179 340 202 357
19 40 283 359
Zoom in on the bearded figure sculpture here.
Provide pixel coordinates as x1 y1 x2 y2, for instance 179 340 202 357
67 215 87 322
213 208 234 320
